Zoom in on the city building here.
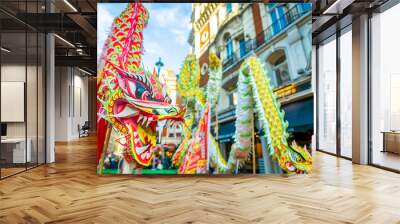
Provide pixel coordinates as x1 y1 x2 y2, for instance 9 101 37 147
157 68 183 146
188 3 313 172
159 68 179 105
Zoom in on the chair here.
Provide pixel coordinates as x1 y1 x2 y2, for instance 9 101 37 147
78 121 90 138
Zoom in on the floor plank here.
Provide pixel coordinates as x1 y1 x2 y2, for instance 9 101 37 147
0 136 400 223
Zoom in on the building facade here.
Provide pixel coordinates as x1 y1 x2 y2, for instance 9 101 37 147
156 69 183 147
159 69 179 105
188 3 312 172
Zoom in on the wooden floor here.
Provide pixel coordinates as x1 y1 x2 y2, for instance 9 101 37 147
1 136 400 223
0 167 26 178
373 150 400 171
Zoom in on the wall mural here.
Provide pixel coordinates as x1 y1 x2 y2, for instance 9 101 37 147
97 3 312 175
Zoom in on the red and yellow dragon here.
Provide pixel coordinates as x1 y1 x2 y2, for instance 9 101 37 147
97 3 185 173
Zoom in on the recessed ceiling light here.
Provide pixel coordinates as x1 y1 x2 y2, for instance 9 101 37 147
1 47 11 53
322 0 355 15
78 67 93 76
323 0 342 14
54 34 75 48
63 0 78 12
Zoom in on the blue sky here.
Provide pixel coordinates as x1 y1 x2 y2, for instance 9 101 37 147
97 3 192 74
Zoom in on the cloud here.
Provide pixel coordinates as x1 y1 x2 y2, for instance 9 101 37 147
151 7 180 28
97 3 192 73
148 5 191 46
171 28 188 46
97 5 115 58
143 40 164 55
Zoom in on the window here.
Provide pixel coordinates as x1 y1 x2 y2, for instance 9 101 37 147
267 4 288 35
226 3 232 15
229 91 237 106
340 28 352 158
371 4 400 171
317 36 337 155
297 3 312 14
0 1 46 179
239 39 246 58
225 36 233 60
267 50 290 87
274 61 290 86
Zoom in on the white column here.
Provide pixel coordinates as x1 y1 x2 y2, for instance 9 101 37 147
46 32 55 163
311 45 317 151
352 14 369 164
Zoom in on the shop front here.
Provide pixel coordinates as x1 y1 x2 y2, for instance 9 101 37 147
283 97 314 147
214 120 235 161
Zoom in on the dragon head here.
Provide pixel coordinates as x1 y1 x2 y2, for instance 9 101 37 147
284 142 312 174
107 63 185 166
98 3 185 168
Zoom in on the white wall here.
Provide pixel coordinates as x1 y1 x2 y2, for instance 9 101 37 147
242 4 256 39
1 63 46 163
1 65 27 147
1 65 26 137
260 3 271 31
217 89 231 112
72 73 89 138
1 65 35 138
55 67 69 141
54 67 89 141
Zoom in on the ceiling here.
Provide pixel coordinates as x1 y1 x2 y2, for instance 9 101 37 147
2 0 396 74
312 0 391 44
0 0 97 74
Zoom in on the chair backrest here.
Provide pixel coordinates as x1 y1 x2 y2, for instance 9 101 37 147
82 121 90 129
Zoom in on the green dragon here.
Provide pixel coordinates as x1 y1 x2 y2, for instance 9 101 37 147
175 56 312 174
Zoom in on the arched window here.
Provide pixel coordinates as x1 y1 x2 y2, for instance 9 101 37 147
224 34 233 60
267 49 290 87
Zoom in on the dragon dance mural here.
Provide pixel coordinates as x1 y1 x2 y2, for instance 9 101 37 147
97 3 312 175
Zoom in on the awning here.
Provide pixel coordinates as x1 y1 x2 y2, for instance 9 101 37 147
214 121 236 143
282 98 313 133
212 98 313 142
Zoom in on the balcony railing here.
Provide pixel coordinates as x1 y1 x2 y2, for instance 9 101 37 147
255 4 311 48
222 40 254 70
221 4 311 71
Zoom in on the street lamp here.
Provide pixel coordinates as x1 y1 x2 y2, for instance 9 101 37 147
155 57 164 76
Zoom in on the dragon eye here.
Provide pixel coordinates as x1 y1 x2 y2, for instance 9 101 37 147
141 91 150 100
167 107 177 113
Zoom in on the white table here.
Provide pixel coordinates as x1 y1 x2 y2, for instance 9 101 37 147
1 138 31 163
